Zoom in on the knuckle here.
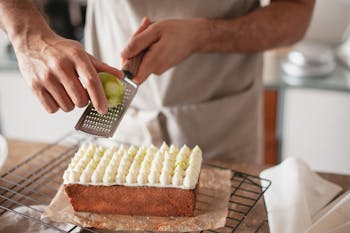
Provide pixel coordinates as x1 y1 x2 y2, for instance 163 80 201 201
64 77 77 89
76 95 89 107
62 103 74 112
47 106 58 114
29 79 41 91
85 76 98 88
150 23 162 35
49 59 65 71
67 104 75 112
149 23 159 31
70 47 83 58
70 40 81 47
154 70 161 75
126 40 138 54
154 67 163 75
42 72 54 84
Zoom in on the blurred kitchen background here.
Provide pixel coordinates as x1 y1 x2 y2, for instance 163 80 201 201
0 0 349 174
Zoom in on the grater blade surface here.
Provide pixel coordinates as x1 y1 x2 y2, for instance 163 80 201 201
75 78 137 137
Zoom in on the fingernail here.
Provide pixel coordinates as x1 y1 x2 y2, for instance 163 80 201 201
103 106 108 114
120 57 126 65
98 105 108 115
134 77 142 85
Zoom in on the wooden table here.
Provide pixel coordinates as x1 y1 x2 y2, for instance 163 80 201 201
2 139 350 233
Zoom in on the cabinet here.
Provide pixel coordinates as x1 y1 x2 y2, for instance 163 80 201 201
263 87 350 174
264 89 278 165
282 89 350 175
263 44 350 174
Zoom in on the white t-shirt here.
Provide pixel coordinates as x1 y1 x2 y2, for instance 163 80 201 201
84 0 263 164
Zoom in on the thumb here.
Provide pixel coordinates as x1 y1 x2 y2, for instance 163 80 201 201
132 44 160 84
121 21 158 60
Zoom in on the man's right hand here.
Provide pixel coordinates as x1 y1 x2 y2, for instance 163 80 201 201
13 31 123 114
0 0 122 114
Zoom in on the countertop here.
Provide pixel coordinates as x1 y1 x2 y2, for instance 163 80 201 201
263 48 350 92
1 139 350 233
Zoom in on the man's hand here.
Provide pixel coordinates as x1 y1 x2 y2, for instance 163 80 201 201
122 0 314 84
121 18 207 84
14 32 123 114
0 0 123 114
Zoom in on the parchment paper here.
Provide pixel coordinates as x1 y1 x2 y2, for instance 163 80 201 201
42 167 232 232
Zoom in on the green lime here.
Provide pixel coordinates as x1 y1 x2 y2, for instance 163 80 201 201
98 72 124 108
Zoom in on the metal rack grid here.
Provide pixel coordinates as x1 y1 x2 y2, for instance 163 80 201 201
0 132 271 233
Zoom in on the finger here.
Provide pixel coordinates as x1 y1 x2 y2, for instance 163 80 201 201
121 57 126 66
89 54 124 79
55 64 89 108
121 25 160 60
132 45 161 84
34 87 59 113
133 17 152 37
120 17 152 66
75 55 108 114
44 74 75 112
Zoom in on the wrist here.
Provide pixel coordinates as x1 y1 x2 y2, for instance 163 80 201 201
190 18 214 53
7 9 54 52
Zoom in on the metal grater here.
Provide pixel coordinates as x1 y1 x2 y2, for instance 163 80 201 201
75 52 144 137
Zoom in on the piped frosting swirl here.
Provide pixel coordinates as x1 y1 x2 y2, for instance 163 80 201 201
63 142 202 190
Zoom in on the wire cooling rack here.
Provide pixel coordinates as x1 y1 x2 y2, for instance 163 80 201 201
0 132 271 233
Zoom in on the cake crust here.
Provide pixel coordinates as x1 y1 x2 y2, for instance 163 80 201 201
63 142 202 217
64 184 196 217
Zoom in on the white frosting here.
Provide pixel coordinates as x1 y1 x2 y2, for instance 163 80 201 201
103 145 126 184
160 148 177 185
148 143 168 184
63 142 202 189
183 146 202 188
137 145 157 184
116 146 138 183
126 147 146 184
172 145 191 185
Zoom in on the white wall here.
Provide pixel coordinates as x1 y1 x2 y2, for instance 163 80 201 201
261 0 350 45
304 0 350 44
282 89 350 175
0 70 84 142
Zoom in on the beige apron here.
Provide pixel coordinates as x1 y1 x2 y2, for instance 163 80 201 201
84 0 263 164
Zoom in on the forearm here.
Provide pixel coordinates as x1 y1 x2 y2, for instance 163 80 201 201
0 0 53 48
197 0 315 53
0 0 122 114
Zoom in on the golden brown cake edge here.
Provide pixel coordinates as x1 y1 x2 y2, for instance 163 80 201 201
64 184 196 217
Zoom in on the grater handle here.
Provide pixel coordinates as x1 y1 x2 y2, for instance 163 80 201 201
122 50 146 79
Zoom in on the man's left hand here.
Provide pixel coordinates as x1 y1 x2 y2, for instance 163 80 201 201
121 18 207 84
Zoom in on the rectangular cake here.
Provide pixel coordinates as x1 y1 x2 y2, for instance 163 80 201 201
63 142 202 217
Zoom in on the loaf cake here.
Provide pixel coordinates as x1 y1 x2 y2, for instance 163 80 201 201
63 142 202 217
